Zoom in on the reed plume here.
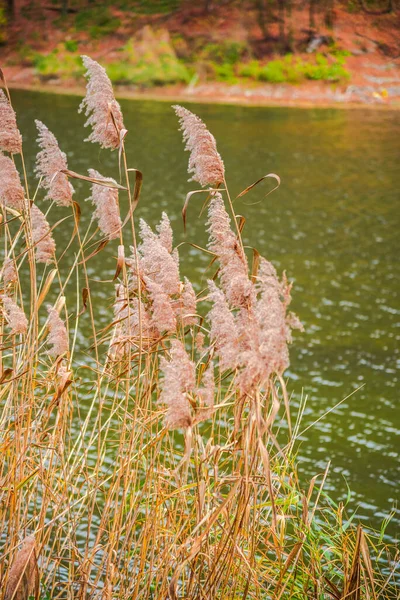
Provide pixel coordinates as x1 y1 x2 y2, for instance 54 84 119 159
177 277 197 326
79 56 126 150
2 295 28 334
88 169 122 240
208 280 238 371
0 89 22 155
35 120 74 207
138 217 180 296
207 191 253 308
173 105 225 187
160 339 195 429
0 154 25 211
47 306 69 357
31 204 56 264
2 257 17 286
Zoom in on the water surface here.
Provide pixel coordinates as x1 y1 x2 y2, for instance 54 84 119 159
11 89 400 543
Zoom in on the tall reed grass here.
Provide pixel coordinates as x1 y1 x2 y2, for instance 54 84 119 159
0 59 398 600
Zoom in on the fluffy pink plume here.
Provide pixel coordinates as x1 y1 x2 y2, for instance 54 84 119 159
0 154 25 211
207 192 254 308
236 259 303 394
208 280 238 372
35 120 74 207
88 169 121 240
160 340 196 430
47 307 69 358
126 247 144 293
2 257 17 286
31 204 56 264
173 105 225 187
175 277 197 327
146 278 176 334
2 295 28 334
138 217 180 296
156 211 173 253
0 90 22 154
79 56 125 150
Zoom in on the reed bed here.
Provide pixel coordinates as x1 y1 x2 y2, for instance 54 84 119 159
0 59 398 600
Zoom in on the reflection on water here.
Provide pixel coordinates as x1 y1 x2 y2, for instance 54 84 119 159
11 89 400 543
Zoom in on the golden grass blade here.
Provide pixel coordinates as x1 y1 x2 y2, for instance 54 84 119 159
113 244 125 281
78 288 89 316
78 239 108 265
359 530 377 600
4 536 39 600
274 541 303 599
61 169 127 190
0 367 13 384
182 188 225 232
323 576 342 599
344 525 362 600
236 173 280 200
251 248 260 282
277 374 292 439
121 168 143 227
169 480 241 600
37 269 57 309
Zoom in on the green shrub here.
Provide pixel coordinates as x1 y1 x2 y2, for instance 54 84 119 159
201 40 249 66
64 39 79 53
0 2 7 45
107 55 191 87
106 29 192 87
34 47 84 79
237 54 350 84
74 7 121 39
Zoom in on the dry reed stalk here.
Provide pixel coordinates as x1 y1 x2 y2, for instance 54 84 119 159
4 536 39 600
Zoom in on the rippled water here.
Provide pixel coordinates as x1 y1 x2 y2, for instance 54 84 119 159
11 89 400 543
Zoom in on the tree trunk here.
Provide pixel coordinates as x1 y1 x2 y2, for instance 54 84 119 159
278 0 286 51
6 0 15 18
309 0 317 30
256 0 269 40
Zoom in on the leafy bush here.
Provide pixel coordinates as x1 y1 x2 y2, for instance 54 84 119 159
0 1 7 45
74 6 121 39
64 39 79 53
107 29 192 87
106 56 191 86
201 40 249 65
33 46 83 79
237 54 350 84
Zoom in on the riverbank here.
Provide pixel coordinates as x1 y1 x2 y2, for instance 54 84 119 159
6 78 400 110
2 1 400 109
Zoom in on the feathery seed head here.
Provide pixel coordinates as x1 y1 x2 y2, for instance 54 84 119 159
0 89 22 154
0 154 25 211
173 105 225 187
2 257 17 286
79 56 126 150
47 306 69 358
31 204 56 264
207 192 253 308
88 169 121 240
160 339 196 429
2 295 28 335
35 120 74 207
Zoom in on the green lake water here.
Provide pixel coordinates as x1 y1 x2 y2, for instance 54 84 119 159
10 89 400 544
